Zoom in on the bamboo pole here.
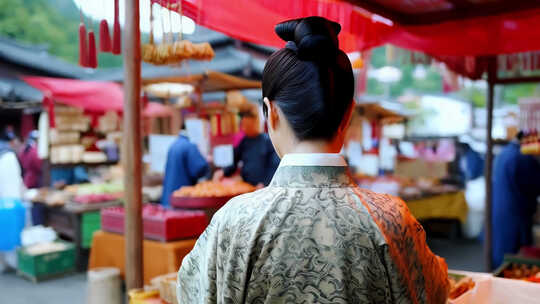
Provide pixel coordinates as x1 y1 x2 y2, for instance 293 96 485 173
123 0 143 290
484 57 496 271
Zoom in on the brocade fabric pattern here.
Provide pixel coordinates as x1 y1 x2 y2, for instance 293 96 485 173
177 166 449 304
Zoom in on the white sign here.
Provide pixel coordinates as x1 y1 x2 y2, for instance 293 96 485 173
148 134 177 173
185 119 209 157
213 145 234 168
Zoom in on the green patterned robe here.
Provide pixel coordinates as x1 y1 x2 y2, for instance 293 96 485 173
177 165 449 303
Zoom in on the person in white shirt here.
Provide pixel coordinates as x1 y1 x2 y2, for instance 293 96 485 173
0 129 24 272
0 129 23 199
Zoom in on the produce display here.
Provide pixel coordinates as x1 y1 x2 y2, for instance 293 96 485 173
73 193 122 204
65 182 123 196
24 242 70 256
17 241 75 282
65 182 124 204
29 189 70 206
448 275 475 300
520 130 540 155
173 180 256 198
355 174 459 200
501 263 540 283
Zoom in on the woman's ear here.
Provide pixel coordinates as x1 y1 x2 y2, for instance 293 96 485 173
338 101 355 134
264 97 279 131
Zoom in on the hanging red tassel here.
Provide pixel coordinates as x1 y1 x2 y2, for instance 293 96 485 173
79 22 88 67
88 30 98 68
112 0 121 54
99 19 112 52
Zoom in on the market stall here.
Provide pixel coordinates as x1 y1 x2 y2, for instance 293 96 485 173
114 0 540 297
338 0 540 273
345 101 468 236
14 77 174 278
82 67 262 286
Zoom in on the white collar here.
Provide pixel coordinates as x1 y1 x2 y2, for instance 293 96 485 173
279 153 347 167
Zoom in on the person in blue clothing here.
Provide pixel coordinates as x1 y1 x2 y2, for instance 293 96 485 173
161 131 209 206
214 110 280 186
492 132 540 268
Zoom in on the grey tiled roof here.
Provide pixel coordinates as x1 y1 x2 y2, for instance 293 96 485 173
0 36 91 79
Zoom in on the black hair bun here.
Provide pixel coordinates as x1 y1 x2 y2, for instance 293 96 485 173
275 16 341 61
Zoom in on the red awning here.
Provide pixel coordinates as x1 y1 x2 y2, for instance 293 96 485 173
391 8 540 57
154 0 540 56
152 0 394 52
23 76 169 117
144 102 172 118
24 76 124 113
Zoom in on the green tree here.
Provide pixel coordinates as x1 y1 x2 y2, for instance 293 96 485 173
367 45 442 97
0 0 122 68
367 45 540 107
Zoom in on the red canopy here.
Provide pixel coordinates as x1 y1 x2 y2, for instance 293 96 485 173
23 76 170 117
24 76 124 113
153 0 540 78
152 0 393 52
155 0 540 56
390 8 540 57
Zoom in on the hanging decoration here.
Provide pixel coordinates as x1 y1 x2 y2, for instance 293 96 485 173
88 19 98 68
78 3 88 67
142 2 214 65
112 0 121 55
99 0 112 53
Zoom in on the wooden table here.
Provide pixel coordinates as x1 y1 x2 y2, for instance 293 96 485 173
32 200 122 271
406 191 468 224
405 191 468 239
89 231 197 284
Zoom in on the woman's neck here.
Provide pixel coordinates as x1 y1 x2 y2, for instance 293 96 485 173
288 140 341 154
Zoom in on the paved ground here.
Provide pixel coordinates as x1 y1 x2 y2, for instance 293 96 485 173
0 271 87 304
0 237 484 303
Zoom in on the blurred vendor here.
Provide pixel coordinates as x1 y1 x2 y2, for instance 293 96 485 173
18 130 42 189
492 132 540 268
161 130 209 206
0 129 23 199
215 109 279 187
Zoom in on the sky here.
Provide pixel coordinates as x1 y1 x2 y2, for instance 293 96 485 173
72 0 196 37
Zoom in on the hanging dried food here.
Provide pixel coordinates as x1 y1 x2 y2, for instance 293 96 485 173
173 40 195 60
192 42 215 61
142 2 215 65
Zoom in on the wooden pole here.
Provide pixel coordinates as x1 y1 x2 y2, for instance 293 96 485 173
484 57 496 271
123 0 143 290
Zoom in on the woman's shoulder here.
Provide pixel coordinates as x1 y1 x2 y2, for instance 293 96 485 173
352 188 411 225
352 187 450 303
210 187 279 226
